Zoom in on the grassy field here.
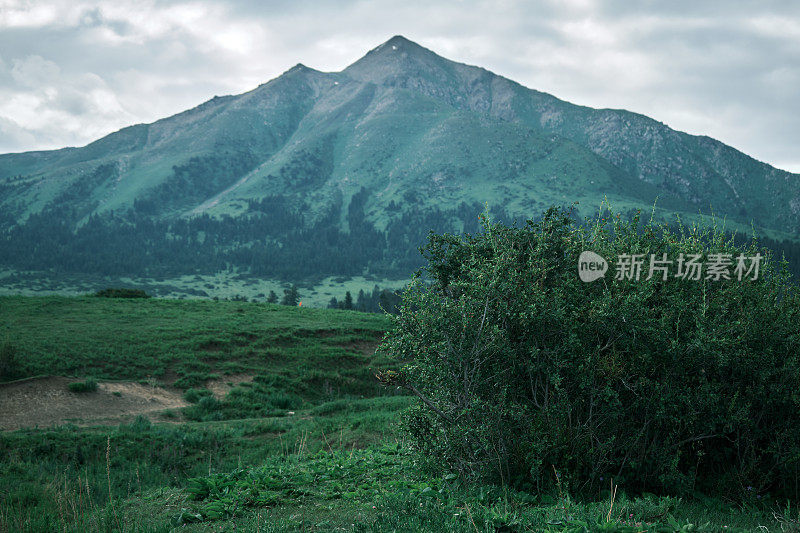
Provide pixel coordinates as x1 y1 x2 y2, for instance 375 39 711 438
0 295 391 386
0 296 797 532
0 272 411 308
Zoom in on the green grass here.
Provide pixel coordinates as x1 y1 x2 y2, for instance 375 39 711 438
67 377 98 393
0 396 415 531
0 295 391 388
1 296 797 532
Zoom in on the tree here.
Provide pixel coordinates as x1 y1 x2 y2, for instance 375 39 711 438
327 297 339 309
356 289 367 311
281 285 299 306
266 290 278 304
343 291 353 310
378 289 400 314
378 207 800 500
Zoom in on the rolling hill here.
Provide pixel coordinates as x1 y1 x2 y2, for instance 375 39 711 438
1 35 798 286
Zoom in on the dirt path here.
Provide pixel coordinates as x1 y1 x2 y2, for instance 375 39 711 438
0 376 188 430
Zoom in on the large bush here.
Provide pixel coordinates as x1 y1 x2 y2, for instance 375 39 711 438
378 207 800 499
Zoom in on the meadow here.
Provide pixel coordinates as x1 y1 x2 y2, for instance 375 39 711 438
0 295 797 532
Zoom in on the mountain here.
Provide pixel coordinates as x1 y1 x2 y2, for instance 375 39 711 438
1 35 799 284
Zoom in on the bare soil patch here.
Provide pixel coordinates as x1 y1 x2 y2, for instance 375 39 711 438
0 376 188 430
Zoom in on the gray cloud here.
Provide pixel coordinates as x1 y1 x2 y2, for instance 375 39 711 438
0 0 798 172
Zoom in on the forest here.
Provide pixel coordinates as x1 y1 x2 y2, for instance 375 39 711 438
1 190 798 286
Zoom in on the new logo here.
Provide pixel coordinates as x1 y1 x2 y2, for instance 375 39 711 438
578 251 608 282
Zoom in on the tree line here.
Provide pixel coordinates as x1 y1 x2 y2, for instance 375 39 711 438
327 285 402 314
0 191 798 283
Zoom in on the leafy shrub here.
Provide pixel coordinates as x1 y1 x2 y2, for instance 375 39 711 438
180 380 305 421
198 396 220 411
94 288 150 298
119 414 152 434
184 388 213 403
223 385 302 413
183 396 223 421
379 207 800 499
174 372 215 390
0 343 19 380
68 378 98 393
263 392 296 410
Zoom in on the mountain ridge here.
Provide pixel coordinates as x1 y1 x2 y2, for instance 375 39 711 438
0 35 798 283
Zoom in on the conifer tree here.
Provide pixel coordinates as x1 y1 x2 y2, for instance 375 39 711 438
281 285 299 306
343 291 353 310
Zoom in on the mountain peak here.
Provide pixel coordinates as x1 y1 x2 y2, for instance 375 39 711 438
362 35 437 59
343 35 455 86
288 63 314 73
381 35 423 51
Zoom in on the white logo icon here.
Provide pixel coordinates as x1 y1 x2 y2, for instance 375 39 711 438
578 251 608 282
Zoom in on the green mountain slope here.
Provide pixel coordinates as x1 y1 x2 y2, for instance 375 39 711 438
345 37 800 231
0 36 798 282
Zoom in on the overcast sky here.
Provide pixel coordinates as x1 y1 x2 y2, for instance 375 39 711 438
1 0 798 172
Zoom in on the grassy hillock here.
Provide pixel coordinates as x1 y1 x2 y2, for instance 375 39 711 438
0 296 796 531
0 295 390 391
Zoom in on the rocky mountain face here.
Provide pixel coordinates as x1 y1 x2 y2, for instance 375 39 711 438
0 36 798 281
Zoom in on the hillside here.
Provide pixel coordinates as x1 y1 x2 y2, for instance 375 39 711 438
1 36 799 285
0 296 791 531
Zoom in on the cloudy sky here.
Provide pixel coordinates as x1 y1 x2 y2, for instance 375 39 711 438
1 0 798 172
